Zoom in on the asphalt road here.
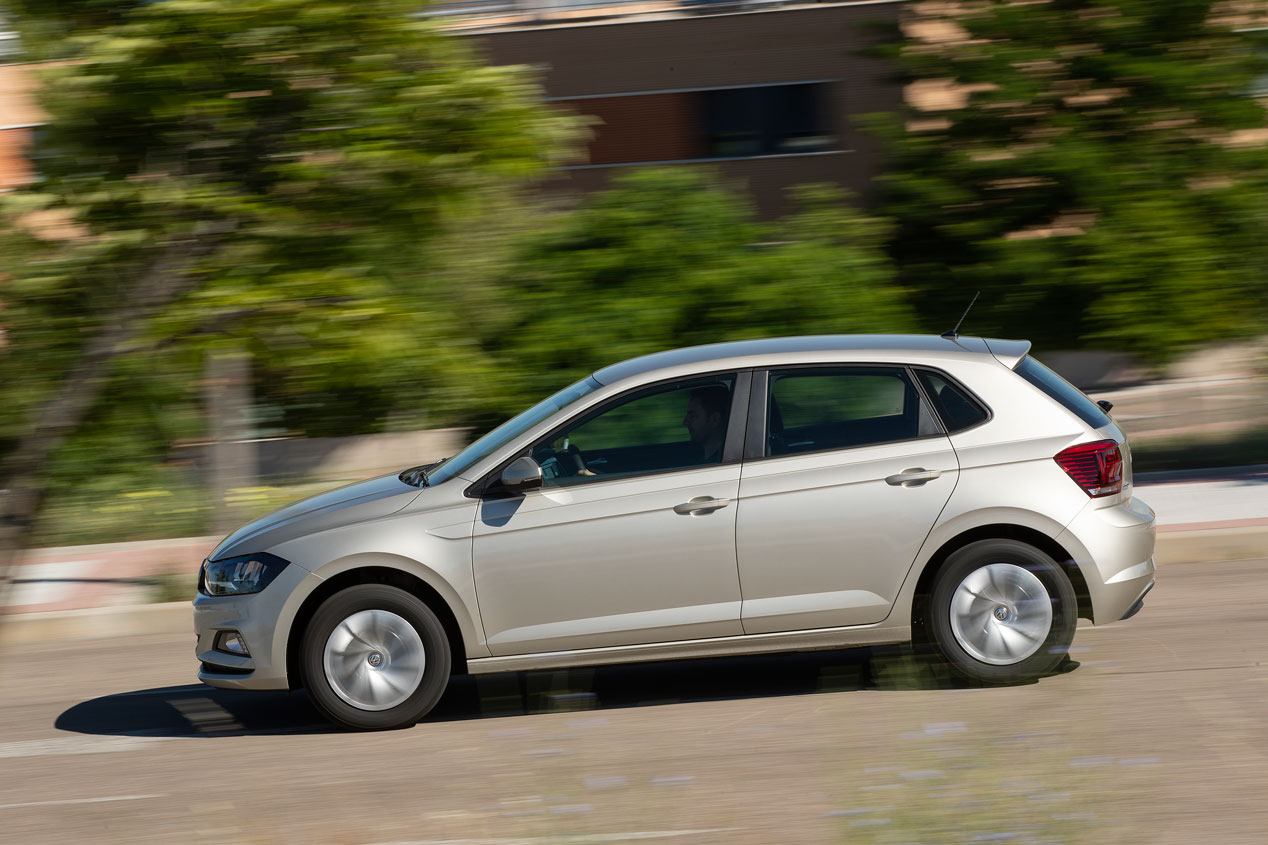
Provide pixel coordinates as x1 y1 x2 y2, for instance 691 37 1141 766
1 558 1264 844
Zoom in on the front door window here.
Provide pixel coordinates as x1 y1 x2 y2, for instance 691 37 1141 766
532 375 737 487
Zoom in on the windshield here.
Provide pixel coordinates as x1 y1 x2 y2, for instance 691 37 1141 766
426 376 602 485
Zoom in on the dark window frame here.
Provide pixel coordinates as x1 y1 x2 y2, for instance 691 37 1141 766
469 369 752 498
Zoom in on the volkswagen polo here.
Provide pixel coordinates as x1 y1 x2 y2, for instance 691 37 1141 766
194 335 1156 730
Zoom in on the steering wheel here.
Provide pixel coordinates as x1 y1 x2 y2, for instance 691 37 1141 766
557 442 589 476
532 440 590 479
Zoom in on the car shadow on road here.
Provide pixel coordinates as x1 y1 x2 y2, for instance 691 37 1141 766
55 645 1027 738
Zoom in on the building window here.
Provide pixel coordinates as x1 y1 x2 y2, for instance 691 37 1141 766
701 83 835 158
556 81 837 167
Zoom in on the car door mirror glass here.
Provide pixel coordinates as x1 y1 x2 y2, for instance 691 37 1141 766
499 456 543 493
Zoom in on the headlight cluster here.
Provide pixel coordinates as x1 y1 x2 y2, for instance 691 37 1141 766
199 553 290 596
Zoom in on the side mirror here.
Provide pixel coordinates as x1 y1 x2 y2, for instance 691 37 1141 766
498 456 543 493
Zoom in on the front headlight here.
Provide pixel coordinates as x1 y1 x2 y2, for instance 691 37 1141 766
199 553 290 597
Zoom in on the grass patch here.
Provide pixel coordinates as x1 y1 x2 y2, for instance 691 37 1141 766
31 478 346 548
830 726 1142 843
1132 425 1268 474
146 572 198 604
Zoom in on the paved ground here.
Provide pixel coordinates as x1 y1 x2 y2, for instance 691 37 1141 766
0 557 1264 844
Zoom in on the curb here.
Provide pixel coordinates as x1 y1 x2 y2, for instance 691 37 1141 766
3 526 1265 647
0 601 191 647
1153 524 1268 566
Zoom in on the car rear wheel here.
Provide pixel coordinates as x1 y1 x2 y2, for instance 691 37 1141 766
302 584 451 730
928 539 1076 684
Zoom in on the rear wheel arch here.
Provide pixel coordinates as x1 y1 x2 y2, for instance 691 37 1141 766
286 565 468 689
910 524 1092 643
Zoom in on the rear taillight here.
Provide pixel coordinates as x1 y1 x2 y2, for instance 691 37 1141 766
1054 439 1123 497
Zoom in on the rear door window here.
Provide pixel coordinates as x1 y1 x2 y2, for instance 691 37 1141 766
765 367 939 456
1015 356 1110 429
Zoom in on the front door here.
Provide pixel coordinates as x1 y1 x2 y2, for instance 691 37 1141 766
736 366 958 634
473 373 747 656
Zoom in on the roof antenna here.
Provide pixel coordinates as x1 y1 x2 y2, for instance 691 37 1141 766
941 290 980 340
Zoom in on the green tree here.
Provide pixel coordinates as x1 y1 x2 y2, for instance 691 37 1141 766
0 0 578 586
868 0 1268 360
483 168 914 409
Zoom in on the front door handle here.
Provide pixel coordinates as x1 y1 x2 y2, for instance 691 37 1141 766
885 468 942 487
673 496 731 515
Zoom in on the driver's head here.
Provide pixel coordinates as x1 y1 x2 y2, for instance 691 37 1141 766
683 385 729 445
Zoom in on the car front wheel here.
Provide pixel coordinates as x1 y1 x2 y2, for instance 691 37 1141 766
928 539 1076 684
302 584 451 730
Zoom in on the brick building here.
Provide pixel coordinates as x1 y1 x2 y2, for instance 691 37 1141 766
0 1 905 215
0 60 41 191
455 0 904 215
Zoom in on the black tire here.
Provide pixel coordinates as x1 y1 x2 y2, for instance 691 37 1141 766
927 539 1076 684
302 584 451 730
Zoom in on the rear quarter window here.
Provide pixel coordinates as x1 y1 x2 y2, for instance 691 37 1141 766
1015 356 1111 429
915 370 990 433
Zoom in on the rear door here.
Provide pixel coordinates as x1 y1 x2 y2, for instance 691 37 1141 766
736 365 959 633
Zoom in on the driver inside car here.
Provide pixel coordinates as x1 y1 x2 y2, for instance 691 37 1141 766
682 385 729 464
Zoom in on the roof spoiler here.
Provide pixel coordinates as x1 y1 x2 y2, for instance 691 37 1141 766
983 337 1031 369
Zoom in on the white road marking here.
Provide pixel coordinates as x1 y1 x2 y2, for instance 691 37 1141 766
370 830 745 845
0 735 166 759
0 793 165 811
169 697 243 733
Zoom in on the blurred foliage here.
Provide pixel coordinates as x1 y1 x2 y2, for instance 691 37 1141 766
867 0 1268 361
30 479 333 548
1131 425 1268 473
147 570 198 605
0 0 581 544
478 168 915 412
8 1 1268 549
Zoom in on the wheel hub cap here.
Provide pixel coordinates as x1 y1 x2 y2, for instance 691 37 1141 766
949 563 1052 666
323 609 425 711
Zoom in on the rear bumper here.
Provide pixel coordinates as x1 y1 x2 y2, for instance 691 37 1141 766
1057 494 1156 625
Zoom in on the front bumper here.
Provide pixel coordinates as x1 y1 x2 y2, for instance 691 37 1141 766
194 562 322 691
1057 494 1156 624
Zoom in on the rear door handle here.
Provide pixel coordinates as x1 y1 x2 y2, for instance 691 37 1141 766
885 468 942 487
673 496 731 515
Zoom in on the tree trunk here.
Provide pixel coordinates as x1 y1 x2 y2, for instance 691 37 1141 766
204 347 258 535
0 239 217 611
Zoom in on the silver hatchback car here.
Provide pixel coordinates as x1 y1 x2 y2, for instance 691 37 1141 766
195 335 1156 729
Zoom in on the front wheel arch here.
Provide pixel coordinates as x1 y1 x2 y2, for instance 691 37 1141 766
286 565 467 690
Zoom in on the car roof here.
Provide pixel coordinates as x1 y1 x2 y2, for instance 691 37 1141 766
593 334 1031 385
